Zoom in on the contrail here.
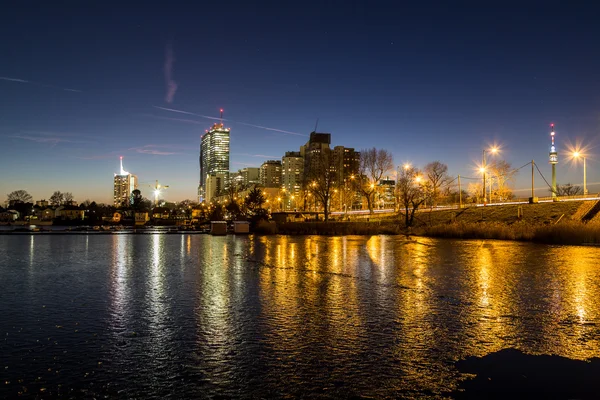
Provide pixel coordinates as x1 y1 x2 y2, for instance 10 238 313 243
154 106 220 121
164 44 178 103
0 76 82 92
153 106 307 136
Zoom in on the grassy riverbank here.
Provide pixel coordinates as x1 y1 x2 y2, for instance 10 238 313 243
420 220 600 245
268 201 600 245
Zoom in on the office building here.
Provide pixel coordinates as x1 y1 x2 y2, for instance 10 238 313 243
199 121 230 202
113 157 138 207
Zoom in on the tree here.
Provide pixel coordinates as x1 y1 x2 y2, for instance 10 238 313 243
7 190 33 204
305 150 337 222
63 192 74 204
467 182 483 203
424 161 450 207
488 160 516 201
225 200 243 220
395 166 429 227
244 186 267 216
358 148 394 214
50 191 64 206
554 183 582 196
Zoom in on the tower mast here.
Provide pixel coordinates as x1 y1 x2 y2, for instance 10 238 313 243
549 123 558 199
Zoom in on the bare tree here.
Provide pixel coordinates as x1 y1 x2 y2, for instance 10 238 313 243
424 161 450 207
553 183 582 196
7 190 33 204
489 160 516 201
50 191 64 206
63 192 74 204
305 149 336 222
467 182 483 203
358 148 394 214
396 166 430 227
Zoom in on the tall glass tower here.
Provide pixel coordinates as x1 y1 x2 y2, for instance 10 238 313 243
113 156 138 207
199 121 230 202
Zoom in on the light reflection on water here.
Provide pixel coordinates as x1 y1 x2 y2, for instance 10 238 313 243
1 235 600 398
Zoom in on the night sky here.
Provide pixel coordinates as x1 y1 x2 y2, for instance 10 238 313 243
2 1 600 203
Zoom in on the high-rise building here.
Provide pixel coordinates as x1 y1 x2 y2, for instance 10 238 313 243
300 132 331 183
260 160 282 188
113 157 138 207
333 146 360 184
282 151 303 195
199 121 230 202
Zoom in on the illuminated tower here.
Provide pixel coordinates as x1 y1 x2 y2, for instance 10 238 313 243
549 123 558 199
113 156 138 207
198 109 230 203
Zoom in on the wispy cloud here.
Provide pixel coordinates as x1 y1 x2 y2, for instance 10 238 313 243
143 114 206 125
232 161 258 166
129 144 181 156
0 76 82 92
0 76 28 83
164 44 178 103
8 132 94 146
153 106 307 136
234 153 279 158
74 153 122 160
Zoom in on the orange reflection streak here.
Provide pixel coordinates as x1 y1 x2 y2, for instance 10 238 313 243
544 245 600 359
257 236 363 372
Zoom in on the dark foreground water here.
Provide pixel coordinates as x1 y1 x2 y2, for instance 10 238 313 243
1 234 599 399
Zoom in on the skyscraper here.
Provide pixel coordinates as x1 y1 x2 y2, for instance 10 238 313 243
113 157 138 207
199 120 230 203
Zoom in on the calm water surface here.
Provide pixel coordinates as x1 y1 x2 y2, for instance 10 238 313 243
1 234 599 398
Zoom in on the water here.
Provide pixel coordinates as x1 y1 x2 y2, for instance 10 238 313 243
1 234 599 398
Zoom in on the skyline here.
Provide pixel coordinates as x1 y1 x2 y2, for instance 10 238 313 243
2 2 600 203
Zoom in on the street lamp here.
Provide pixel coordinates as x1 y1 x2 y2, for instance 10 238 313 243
573 151 588 195
482 147 498 204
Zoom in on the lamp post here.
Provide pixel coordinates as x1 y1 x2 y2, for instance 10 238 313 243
481 147 498 205
573 152 588 195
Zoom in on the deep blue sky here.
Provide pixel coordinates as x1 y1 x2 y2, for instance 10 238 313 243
2 1 600 203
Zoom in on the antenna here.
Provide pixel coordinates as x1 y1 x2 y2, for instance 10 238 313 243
314 118 319 133
220 108 224 126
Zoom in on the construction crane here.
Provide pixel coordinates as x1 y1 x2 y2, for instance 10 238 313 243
139 180 169 206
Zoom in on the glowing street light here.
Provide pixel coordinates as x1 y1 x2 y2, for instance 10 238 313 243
573 151 588 195
482 147 499 204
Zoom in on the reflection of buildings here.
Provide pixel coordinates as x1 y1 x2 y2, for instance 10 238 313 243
199 121 230 203
113 157 138 207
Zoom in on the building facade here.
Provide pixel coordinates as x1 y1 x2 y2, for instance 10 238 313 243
113 157 138 208
205 173 228 203
260 160 282 188
199 122 230 202
332 146 360 184
300 132 331 181
282 151 304 208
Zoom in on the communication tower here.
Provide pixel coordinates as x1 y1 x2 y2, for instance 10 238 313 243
549 123 558 199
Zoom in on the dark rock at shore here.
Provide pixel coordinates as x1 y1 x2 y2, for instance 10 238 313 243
450 348 600 399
